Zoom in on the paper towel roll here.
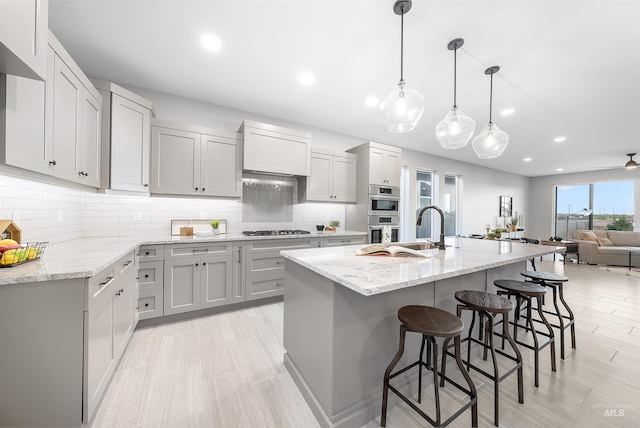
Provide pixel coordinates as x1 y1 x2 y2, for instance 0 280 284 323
382 225 392 243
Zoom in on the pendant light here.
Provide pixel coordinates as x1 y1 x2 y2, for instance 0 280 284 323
625 153 638 170
472 66 509 159
380 0 424 133
435 38 476 149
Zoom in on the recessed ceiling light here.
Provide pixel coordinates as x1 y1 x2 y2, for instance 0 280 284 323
523 157 532 162
556 168 564 172
200 34 222 52
365 96 379 107
298 72 315 86
554 136 567 143
500 108 515 116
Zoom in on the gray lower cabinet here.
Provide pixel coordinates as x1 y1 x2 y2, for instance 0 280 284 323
244 238 314 301
163 243 233 315
83 250 137 423
137 244 165 320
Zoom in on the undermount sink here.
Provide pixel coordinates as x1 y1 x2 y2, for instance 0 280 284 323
388 241 437 251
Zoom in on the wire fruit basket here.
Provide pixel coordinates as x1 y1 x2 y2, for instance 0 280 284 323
0 242 48 267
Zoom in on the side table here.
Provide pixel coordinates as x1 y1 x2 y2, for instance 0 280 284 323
540 240 579 264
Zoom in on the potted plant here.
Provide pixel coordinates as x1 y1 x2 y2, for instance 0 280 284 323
326 220 340 231
486 232 497 240
510 212 519 231
494 228 503 239
210 219 220 235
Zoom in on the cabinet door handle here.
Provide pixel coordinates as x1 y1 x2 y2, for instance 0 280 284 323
237 247 242 263
49 160 56 166
202 188 205 191
195 187 199 191
143 184 149 187
195 263 199 266
203 262 207 266
123 260 132 267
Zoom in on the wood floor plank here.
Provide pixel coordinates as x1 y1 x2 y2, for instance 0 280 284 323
90 260 640 428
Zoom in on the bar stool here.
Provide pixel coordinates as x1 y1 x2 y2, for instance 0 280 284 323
520 270 576 359
381 305 478 427
442 290 524 427
493 279 557 387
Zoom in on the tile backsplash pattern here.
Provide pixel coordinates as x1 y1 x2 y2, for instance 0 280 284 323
0 174 346 243
242 180 294 223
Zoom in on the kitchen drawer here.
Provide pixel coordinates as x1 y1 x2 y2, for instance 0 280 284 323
138 245 165 262
246 251 284 274
85 265 115 310
245 276 285 301
138 289 163 320
165 242 232 259
323 236 367 247
137 260 163 292
115 251 136 276
246 238 313 253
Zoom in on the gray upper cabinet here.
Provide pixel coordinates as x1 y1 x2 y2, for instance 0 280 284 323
0 73 48 174
0 0 48 80
0 31 102 188
302 149 357 203
348 141 401 187
92 79 153 193
151 119 241 197
240 120 311 176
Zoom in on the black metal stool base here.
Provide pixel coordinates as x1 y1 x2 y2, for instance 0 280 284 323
381 326 478 427
443 304 524 427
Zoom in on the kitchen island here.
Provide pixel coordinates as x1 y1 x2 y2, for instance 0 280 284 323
281 238 561 428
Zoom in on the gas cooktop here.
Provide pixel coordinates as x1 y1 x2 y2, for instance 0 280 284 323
242 230 311 236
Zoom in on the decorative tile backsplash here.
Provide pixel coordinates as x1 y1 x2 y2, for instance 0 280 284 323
0 174 346 243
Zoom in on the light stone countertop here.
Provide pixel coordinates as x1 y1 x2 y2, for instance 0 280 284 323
281 238 563 296
0 230 366 285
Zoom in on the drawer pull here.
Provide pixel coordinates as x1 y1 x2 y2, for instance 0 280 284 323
193 248 208 253
276 283 284 287
99 276 114 287
144 274 149 278
123 260 132 267
276 260 284 265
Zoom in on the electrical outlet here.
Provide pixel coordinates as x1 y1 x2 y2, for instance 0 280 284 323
57 210 64 222
134 211 142 221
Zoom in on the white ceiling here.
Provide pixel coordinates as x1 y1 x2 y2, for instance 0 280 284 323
49 0 640 177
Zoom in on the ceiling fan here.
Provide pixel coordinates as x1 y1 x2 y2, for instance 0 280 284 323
592 153 638 170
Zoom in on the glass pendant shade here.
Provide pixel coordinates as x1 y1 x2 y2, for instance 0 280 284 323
435 106 476 149
472 122 509 159
381 82 425 133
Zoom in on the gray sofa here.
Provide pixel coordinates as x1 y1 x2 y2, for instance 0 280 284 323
572 230 640 266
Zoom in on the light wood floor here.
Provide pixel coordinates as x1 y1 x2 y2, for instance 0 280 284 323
91 257 640 428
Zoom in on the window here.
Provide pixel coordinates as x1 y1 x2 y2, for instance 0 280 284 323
416 171 460 239
416 170 433 239
555 180 634 238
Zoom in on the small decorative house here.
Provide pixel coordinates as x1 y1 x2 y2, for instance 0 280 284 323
0 220 22 243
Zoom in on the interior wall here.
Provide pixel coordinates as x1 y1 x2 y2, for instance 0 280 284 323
529 168 640 240
400 148 530 241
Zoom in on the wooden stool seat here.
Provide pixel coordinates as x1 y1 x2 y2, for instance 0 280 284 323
381 305 477 427
493 279 546 297
454 290 515 314
521 270 568 283
399 305 464 337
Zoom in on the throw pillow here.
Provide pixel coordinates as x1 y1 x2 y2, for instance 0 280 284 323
597 237 614 246
580 231 599 243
